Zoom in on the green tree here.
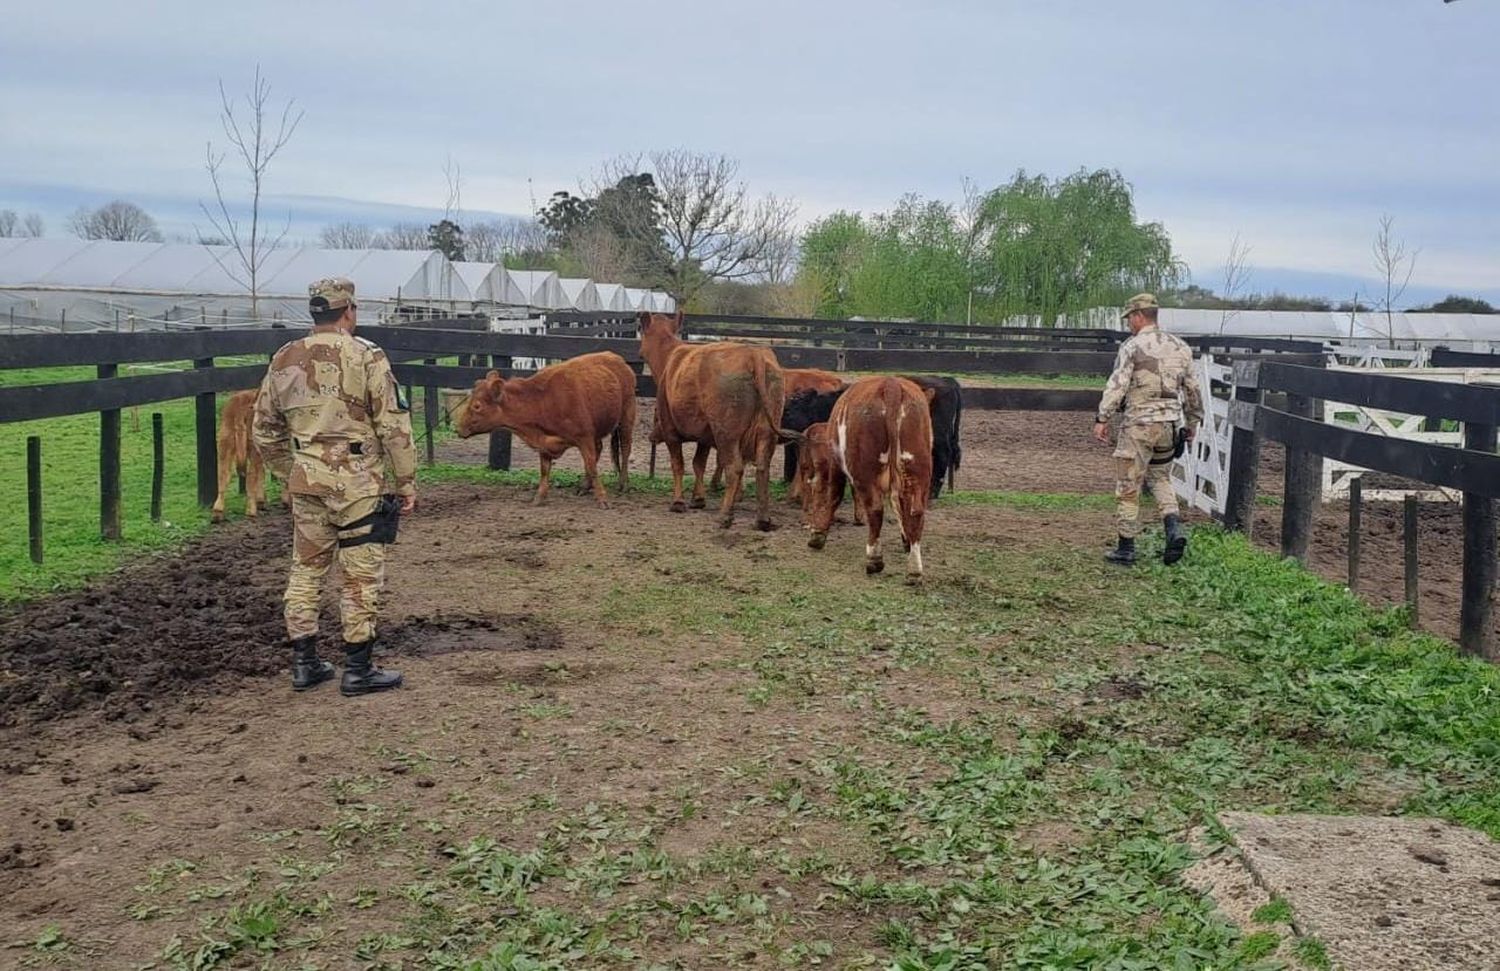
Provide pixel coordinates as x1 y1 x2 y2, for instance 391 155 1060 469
1411 294 1496 313
847 195 971 321
427 219 465 261
976 168 1181 326
537 191 592 247
796 211 869 318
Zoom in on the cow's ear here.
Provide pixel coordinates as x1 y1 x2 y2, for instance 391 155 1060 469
922 387 938 404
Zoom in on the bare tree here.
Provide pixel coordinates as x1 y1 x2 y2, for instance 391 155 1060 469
320 222 378 249
1371 214 1418 347
442 155 462 223
0 210 15 236
569 222 633 282
596 150 798 302
22 213 45 237
465 217 551 262
1217 232 1254 333
199 65 304 316
374 222 430 250
69 200 164 242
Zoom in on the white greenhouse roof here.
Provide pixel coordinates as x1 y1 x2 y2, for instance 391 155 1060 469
594 283 630 312
506 269 566 310
622 287 650 311
559 277 601 311
1159 308 1500 344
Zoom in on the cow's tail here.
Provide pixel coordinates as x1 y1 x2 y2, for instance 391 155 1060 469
885 380 908 502
610 426 624 477
751 352 781 439
949 382 962 492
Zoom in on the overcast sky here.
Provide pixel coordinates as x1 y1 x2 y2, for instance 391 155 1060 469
2 0 1497 303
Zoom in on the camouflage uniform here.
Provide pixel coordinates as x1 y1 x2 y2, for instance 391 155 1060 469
1097 296 1205 539
252 279 416 645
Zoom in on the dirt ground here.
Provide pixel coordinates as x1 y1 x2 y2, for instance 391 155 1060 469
439 397 1493 646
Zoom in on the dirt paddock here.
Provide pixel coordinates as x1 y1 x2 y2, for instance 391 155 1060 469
0 395 1493 966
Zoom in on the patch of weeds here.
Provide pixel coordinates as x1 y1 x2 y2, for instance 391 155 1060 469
1252 896 1293 924
1237 929 1281 960
520 701 572 720
1294 935 1332 969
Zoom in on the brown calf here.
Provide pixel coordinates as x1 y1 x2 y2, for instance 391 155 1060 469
454 351 636 508
796 376 935 582
639 311 784 530
212 389 272 522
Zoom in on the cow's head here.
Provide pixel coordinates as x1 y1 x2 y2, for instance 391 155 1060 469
795 422 845 547
637 311 683 372
453 370 508 438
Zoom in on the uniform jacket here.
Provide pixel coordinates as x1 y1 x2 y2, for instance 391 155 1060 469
1096 325 1206 427
252 330 417 499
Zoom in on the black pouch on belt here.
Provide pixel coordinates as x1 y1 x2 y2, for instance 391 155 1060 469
337 495 401 548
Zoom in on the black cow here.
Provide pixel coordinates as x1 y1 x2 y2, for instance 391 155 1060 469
782 386 847 499
900 375 962 498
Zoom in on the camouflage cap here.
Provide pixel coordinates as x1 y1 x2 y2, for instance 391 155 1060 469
309 277 356 313
1120 292 1158 319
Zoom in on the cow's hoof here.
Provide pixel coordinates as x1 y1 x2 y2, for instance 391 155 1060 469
595 500 611 510
532 496 547 506
210 511 224 523
755 518 773 532
866 557 885 575
904 572 924 587
808 532 827 550
670 500 687 514
689 497 707 509
717 516 734 529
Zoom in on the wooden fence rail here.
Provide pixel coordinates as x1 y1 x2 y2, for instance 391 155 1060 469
1228 358 1499 659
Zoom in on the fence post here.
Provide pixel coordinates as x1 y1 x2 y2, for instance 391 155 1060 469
194 354 218 507
487 353 513 471
1223 358 1262 533
422 359 438 466
151 412 164 523
1280 372 1324 563
1404 494 1420 629
99 363 122 541
27 436 43 564
1460 422 1497 659
1347 476 1362 593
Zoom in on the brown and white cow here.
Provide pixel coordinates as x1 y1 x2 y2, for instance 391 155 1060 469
796 376 935 582
453 351 636 508
639 311 784 530
212 389 272 522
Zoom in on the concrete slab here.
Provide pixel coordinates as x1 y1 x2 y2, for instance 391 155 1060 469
1220 812 1500 971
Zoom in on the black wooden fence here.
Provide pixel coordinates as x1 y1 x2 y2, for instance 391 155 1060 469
1224 358 1500 659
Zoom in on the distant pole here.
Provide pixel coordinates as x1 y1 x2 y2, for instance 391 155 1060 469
60 308 66 333
194 353 218 507
151 412 164 523
1459 421 1497 660
27 436 43 564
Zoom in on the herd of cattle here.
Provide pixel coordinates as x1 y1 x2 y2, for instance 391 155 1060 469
212 311 964 583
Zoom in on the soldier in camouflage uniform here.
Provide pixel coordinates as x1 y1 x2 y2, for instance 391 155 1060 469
252 278 417 696
1092 293 1204 566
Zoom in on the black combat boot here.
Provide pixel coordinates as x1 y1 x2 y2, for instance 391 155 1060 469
1163 514 1188 565
340 640 403 697
291 636 335 692
1104 536 1137 566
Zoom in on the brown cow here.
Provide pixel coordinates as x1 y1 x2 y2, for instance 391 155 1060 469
795 376 935 582
696 368 847 494
639 311 784 530
453 351 636 508
212 389 271 522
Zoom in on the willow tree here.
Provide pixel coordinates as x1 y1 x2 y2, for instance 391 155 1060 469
977 169 1181 326
797 211 869 319
846 195 972 321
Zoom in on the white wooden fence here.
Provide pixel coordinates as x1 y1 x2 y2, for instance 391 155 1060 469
1170 354 1234 516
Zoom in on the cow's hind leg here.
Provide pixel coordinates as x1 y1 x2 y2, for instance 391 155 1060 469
861 486 885 574
898 494 927 584
614 397 635 494
535 456 554 505
211 442 235 523
753 433 775 531
716 439 746 529
667 441 688 512
246 452 266 518
690 444 711 509
580 439 610 509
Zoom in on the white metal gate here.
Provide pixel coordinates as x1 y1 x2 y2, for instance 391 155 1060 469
1170 354 1233 515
